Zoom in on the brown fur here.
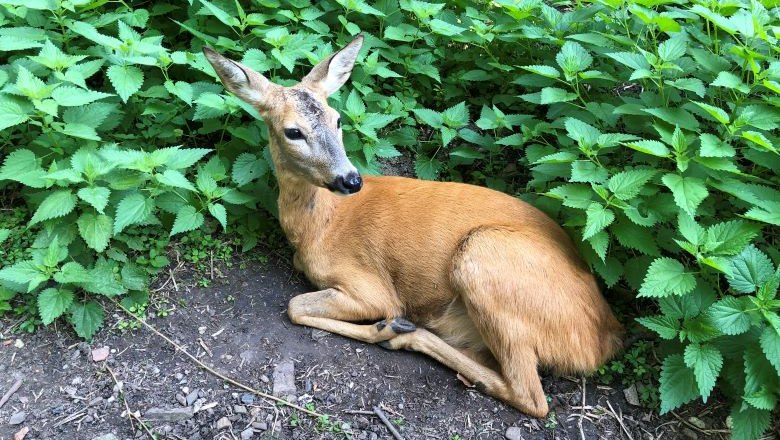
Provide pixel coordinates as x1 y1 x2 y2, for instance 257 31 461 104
204 37 623 418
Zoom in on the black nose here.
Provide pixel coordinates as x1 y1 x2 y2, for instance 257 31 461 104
329 172 363 194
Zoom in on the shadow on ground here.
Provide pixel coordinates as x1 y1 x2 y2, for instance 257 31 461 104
0 257 731 440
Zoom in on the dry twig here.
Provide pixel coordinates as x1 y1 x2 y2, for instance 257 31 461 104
0 379 22 409
373 406 404 440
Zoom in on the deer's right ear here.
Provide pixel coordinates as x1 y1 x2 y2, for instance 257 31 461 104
203 47 269 107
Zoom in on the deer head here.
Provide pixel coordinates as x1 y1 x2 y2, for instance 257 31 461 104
203 35 364 195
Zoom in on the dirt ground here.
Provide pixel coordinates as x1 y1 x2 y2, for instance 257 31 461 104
0 251 748 440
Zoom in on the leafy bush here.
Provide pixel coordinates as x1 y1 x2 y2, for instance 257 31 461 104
0 0 778 437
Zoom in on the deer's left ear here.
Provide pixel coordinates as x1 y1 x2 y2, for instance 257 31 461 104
302 34 364 95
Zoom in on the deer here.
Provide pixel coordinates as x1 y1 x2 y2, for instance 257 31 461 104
203 35 623 418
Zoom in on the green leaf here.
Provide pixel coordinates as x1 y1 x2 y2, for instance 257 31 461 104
683 343 722 401
77 213 112 253
51 86 112 106
658 36 686 61
708 297 751 335
726 245 775 293
665 78 705 97
441 102 469 128
741 131 775 153
731 406 771 440
521 65 559 78
564 118 600 149
539 87 578 104
556 41 592 78
414 156 442 180
157 169 196 192
636 315 679 340
77 187 110 213
607 169 656 200
662 174 708 217
624 140 669 157
570 161 607 183
0 149 46 188
0 229 8 244
582 203 615 240
208 203 227 231
54 262 91 284
428 18 465 36
659 354 699 414
692 102 730 124
699 133 735 157
0 99 30 131
639 257 696 297
232 153 268 186
712 71 749 93
0 260 49 292
30 190 77 225
412 108 443 128
107 65 144 102
70 301 104 340
165 148 211 170
170 205 204 236
114 193 154 234
38 288 74 325
759 326 780 376
703 221 760 256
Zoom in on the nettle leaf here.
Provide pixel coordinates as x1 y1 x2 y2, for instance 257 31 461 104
70 301 104 341
412 108 443 128
607 169 656 200
114 193 154 234
704 221 760 256
157 169 196 192
759 326 780 376
539 87 578 104
232 153 268 186
30 190 77 225
683 343 722 402
208 203 227 231
624 140 669 157
582 203 615 240
107 65 144 102
658 36 686 62
0 148 46 188
564 118 600 149
659 354 699 414
662 173 708 217
708 297 751 335
521 65 560 78
665 78 705 97
51 86 112 106
726 245 775 293
556 41 592 79
77 213 112 253
699 133 735 157
414 156 442 181
441 102 469 128
0 260 49 292
165 148 211 170
170 205 204 236
77 187 110 213
38 288 74 325
0 99 30 131
731 406 771 440
637 315 679 339
639 257 696 297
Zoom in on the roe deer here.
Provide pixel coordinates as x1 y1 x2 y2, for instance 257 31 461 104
203 35 623 418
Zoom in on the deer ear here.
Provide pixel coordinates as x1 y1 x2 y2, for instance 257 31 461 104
203 47 270 107
302 34 364 95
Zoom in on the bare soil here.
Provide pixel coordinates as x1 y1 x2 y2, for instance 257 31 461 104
0 255 740 440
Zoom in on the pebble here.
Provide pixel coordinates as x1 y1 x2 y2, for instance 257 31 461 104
688 417 706 429
682 428 698 440
240 393 255 405
505 426 524 440
144 407 194 422
272 359 296 399
175 394 186 406
240 428 254 440
260 375 269 383
92 346 110 362
71 377 83 386
234 405 247 414
185 390 199 406
83 415 94 423
8 411 26 425
623 384 640 406
216 417 231 430
91 435 119 440
175 373 184 381
252 422 268 431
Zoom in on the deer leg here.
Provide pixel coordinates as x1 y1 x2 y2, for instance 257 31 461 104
287 288 410 343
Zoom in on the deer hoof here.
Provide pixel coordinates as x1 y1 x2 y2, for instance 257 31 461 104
390 317 416 334
377 340 394 350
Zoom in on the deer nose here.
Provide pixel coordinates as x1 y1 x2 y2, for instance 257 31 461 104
330 172 363 195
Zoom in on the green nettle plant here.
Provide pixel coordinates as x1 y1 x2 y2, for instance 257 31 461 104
0 0 777 437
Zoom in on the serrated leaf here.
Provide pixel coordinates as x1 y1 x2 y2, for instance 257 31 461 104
662 174 708 217
0 99 30 131
165 148 211 170
54 262 91 284
77 187 110 213
442 102 469 128
107 65 144 102
70 301 104 340
232 153 268 186
726 245 775 293
582 203 615 240
683 343 722 401
659 354 699 414
708 297 751 335
556 41 592 79
704 221 760 256
412 108 443 128
0 260 49 292
521 65 559 78
51 85 112 106
170 205 204 236
38 288 74 325
208 203 227 231
639 257 696 297
539 87 578 104
759 326 780 376
114 193 154 234
608 169 656 200
77 213 112 253
30 190 77 225
699 133 735 157
157 169 196 192
0 149 45 188
565 118 600 149
625 139 669 157
731 406 771 440
637 315 679 339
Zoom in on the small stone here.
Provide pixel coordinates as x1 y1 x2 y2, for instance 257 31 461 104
240 393 255 405
8 411 26 425
175 373 184 381
71 377 83 386
175 394 186 406
83 415 94 423
240 428 254 440
14 339 23 348
688 417 706 430
91 435 119 440
185 390 199 406
272 359 296 398
144 407 194 422
311 329 328 341
234 405 247 414
252 422 268 431
623 384 640 406
505 426 524 440
92 346 110 362
260 375 269 383
681 428 698 440
216 417 231 430
17 396 28 404
64 386 78 397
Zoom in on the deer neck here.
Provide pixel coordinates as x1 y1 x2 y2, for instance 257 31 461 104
275 166 337 251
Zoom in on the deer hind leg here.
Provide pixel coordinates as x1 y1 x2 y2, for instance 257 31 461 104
287 288 411 344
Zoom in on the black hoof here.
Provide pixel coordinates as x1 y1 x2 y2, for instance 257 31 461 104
390 317 416 334
375 320 387 331
377 340 393 350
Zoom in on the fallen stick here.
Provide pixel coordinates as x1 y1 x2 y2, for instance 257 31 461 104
0 379 22 409
373 406 404 440
112 299 324 419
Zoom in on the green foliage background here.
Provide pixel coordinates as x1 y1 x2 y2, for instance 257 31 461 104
0 0 778 437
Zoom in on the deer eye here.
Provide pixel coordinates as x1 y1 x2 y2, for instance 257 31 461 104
284 128 304 140
336 117 342 128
